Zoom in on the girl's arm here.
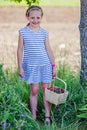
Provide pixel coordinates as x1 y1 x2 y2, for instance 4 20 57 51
45 37 56 78
17 33 24 77
45 37 55 64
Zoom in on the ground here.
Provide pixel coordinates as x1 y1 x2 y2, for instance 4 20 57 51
0 6 80 71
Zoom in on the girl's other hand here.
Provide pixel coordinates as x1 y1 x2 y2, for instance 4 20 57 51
52 67 56 79
18 68 24 77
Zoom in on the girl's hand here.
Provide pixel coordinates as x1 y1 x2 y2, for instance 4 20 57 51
52 67 56 79
18 68 24 77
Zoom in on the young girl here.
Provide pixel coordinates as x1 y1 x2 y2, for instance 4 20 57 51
17 5 56 124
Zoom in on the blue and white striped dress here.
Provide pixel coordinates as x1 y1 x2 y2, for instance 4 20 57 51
19 26 52 84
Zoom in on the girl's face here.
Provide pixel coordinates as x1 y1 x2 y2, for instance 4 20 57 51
27 10 42 28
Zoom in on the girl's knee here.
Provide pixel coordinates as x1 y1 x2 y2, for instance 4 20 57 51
42 82 50 91
31 89 38 96
31 84 39 96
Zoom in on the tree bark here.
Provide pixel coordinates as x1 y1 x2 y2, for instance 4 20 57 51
79 0 87 84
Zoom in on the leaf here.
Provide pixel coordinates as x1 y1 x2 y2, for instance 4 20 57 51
4 111 10 120
79 108 87 112
77 113 87 119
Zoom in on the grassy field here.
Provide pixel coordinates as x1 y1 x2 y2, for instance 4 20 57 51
0 63 87 130
0 0 80 6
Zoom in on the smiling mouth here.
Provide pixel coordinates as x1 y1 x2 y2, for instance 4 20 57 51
32 22 39 25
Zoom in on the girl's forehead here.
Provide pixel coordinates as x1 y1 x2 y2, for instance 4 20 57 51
29 10 42 15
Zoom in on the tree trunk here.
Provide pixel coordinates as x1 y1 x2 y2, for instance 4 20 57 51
79 0 87 84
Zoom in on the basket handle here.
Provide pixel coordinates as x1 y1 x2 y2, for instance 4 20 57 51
52 77 67 91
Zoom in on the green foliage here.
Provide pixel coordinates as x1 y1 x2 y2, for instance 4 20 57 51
77 104 87 119
76 80 87 130
78 121 87 130
50 64 82 127
9 0 40 6
11 0 22 2
0 0 80 6
0 63 87 129
77 104 87 130
37 63 86 129
0 65 40 130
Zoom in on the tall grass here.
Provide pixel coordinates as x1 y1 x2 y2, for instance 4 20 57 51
0 64 40 130
0 63 86 130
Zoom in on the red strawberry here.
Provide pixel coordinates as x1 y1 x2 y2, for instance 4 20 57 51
61 88 65 93
48 86 55 91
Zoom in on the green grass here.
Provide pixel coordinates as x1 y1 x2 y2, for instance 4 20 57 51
0 63 87 129
0 0 80 6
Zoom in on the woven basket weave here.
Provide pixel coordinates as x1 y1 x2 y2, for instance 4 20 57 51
45 77 68 106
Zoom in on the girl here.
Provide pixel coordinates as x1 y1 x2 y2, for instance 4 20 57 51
17 5 56 124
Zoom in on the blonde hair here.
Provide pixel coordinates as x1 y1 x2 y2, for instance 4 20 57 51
26 5 43 17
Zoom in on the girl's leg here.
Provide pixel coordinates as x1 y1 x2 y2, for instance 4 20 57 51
42 82 51 123
30 83 39 120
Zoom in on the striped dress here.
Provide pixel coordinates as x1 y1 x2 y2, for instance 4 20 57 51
19 26 52 84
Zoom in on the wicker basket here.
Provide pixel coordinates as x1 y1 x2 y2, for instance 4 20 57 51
45 77 68 106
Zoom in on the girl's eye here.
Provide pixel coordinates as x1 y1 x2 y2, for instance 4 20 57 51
30 17 41 19
37 17 40 19
31 17 34 19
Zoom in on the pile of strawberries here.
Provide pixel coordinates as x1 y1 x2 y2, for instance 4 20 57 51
47 86 65 94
